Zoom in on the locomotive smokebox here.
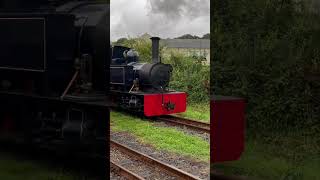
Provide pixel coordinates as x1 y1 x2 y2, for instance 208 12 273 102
151 37 160 63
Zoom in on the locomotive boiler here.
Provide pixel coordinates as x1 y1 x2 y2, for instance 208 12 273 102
0 0 110 157
110 37 187 116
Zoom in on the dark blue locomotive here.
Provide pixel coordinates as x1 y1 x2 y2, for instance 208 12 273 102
110 37 187 116
111 37 172 92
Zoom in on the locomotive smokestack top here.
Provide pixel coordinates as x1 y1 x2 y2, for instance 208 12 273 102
151 37 160 63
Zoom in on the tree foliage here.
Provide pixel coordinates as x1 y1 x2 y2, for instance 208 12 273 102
171 33 210 39
202 33 210 39
175 34 201 39
212 0 320 132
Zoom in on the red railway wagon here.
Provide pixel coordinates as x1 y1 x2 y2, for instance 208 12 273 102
210 95 246 163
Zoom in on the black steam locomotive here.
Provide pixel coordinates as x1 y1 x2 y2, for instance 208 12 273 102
0 0 109 156
110 38 187 116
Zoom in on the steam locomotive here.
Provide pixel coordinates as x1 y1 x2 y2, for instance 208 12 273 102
110 37 187 116
0 0 109 156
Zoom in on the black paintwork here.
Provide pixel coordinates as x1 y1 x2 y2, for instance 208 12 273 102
0 2 110 175
0 1 109 95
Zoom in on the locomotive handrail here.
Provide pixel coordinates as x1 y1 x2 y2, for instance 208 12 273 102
60 70 79 100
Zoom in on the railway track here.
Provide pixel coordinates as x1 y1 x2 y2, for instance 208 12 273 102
110 139 202 180
156 115 210 133
110 109 210 133
111 139 248 180
111 113 248 179
111 161 144 180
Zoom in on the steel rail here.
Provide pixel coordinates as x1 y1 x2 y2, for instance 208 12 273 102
111 160 144 180
111 139 202 180
156 115 210 133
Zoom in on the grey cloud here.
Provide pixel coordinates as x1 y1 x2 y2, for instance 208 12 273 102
147 0 210 20
111 0 210 41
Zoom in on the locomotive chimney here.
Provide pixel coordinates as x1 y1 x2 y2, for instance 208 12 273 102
151 37 160 63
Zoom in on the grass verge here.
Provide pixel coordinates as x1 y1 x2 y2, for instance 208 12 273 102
175 103 210 122
111 111 210 162
212 132 320 180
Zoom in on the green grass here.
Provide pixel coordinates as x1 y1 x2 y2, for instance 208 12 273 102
212 132 320 180
111 111 210 161
175 103 210 122
0 153 75 180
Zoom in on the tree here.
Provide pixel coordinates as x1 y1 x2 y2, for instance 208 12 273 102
202 33 210 39
115 37 128 45
175 34 200 39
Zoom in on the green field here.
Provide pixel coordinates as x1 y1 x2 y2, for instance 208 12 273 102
213 131 320 180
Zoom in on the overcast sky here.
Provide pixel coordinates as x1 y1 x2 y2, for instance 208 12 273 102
110 0 210 41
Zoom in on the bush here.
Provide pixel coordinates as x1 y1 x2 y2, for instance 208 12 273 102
212 0 320 132
163 52 210 103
